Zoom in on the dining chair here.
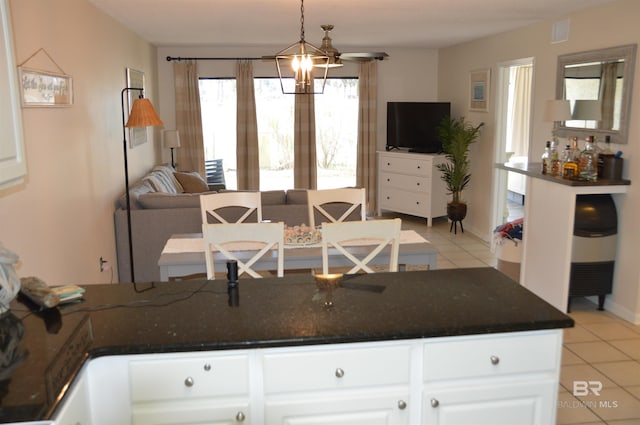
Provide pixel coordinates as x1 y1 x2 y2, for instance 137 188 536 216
320 218 402 274
202 222 285 279
200 191 262 224
307 188 366 227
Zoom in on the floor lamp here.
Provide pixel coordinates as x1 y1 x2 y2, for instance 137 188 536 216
121 88 163 283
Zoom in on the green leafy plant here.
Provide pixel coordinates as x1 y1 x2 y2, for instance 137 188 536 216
436 116 484 204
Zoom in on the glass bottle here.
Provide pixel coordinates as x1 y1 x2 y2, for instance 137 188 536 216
562 137 579 179
541 141 551 174
578 138 597 181
550 140 560 176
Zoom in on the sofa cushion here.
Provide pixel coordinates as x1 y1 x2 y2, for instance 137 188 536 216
138 192 215 209
119 179 156 210
286 189 308 205
174 171 209 193
143 165 180 194
261 190 286 205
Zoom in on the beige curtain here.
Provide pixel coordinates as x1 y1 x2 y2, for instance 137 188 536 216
356 61 378 215
599 62 618 130
293 91 317 189
509 65 532 157
173 61 205 176
236 60 260 190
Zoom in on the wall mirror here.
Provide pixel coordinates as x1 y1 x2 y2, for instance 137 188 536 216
555 44 637 144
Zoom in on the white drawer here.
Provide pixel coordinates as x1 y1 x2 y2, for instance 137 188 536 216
424 331 561 382
380 155 432 176
263 344 411 394
130 353 250 402
381 171 430 191
379 187 429 214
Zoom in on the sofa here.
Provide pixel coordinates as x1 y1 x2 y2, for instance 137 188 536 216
114 165 360 283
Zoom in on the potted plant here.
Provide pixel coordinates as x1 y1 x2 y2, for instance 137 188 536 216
436 116 484 230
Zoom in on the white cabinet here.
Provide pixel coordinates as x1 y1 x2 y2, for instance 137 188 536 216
129 351 251 425
421 332 562 425
262 343 411 424
50 330 563 425
377 151 447 226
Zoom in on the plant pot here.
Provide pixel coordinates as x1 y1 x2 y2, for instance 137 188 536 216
447 202 467 221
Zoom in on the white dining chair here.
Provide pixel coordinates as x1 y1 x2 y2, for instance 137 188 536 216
320 218 402 274
307 188 366 227
202 222 285 279
200 191 262 224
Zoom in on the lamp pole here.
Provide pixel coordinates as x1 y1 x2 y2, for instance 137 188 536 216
121 87 143 283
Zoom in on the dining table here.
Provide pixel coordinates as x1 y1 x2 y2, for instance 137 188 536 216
157 229 438 281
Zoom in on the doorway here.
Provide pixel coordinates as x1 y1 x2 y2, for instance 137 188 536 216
492 58 534 229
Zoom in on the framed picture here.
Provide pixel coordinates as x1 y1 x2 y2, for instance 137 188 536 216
125 67 147 148
469 69 490 112
18 68 73 107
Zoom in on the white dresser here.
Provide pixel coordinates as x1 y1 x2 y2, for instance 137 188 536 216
377 151 447 226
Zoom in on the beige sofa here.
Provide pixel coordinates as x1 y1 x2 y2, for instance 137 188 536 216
114 165 359 283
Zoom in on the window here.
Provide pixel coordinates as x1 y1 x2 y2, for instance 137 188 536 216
199 77 358 190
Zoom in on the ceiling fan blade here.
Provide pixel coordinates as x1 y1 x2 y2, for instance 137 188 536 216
338 52 389 61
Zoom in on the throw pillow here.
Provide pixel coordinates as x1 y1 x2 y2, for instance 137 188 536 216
174 171 209 193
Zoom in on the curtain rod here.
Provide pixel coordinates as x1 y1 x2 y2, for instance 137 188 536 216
166 56 265 62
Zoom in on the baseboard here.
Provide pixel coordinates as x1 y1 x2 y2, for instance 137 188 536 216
586 295 640 324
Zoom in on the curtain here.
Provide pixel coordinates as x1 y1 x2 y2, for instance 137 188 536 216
173 61 205 176
508 65 532 158
293 89 317 189
236 60 260 190
356 61 378 215
599 62 618 130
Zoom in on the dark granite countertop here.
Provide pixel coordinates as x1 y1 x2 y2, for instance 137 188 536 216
495 161 631 186
0 268 573 422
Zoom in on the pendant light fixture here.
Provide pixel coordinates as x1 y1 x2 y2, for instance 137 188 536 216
275 0 329 94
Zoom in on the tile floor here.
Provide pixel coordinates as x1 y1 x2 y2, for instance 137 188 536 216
379 211 640 424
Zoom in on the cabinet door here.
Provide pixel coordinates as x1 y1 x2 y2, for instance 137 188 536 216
51 368 91 425
266 391 409 425
423 379 557 425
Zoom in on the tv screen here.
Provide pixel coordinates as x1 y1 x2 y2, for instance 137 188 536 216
386 102 451 153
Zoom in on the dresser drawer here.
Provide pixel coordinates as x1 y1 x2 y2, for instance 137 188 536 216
379 155 432 176
379 187 429 214
263 344 411 394
130 352 250 402
424 332 561 382
381 171 430 191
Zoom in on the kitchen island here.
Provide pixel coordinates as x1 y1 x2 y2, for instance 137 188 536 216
1 268 573 424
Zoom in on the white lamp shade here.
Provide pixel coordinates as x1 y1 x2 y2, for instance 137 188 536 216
572 99 602 120
543 99 572 122
163 130 181 148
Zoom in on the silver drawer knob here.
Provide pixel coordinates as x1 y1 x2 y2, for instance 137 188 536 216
236 411 246 422
490 355 500 365
430 398 439 408
335 368 345 378
204 363 211 371
398 400 407 410
184 376 194 387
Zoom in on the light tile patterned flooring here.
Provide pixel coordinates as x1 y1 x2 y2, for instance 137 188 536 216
378 211 640 424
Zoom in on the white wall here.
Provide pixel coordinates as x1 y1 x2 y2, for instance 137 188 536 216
0 0 160 285
438 0 640 322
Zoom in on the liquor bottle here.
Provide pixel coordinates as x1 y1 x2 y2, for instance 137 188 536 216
578 137 597 181
598 135 614 178
562 138 579 179
550 140 560 176
541 141 551 174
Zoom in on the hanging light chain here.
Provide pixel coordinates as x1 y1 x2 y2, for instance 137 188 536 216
300 0 305 41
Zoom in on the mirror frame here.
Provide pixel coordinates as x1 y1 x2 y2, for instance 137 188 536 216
555 44 637 144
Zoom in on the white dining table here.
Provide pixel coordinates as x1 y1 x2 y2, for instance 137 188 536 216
157 229 437 281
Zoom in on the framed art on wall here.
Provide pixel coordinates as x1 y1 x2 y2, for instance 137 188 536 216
18 68 73 107
126 67 147 148
469 68 490 112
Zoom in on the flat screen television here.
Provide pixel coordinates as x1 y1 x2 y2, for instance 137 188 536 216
386 102 450 153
